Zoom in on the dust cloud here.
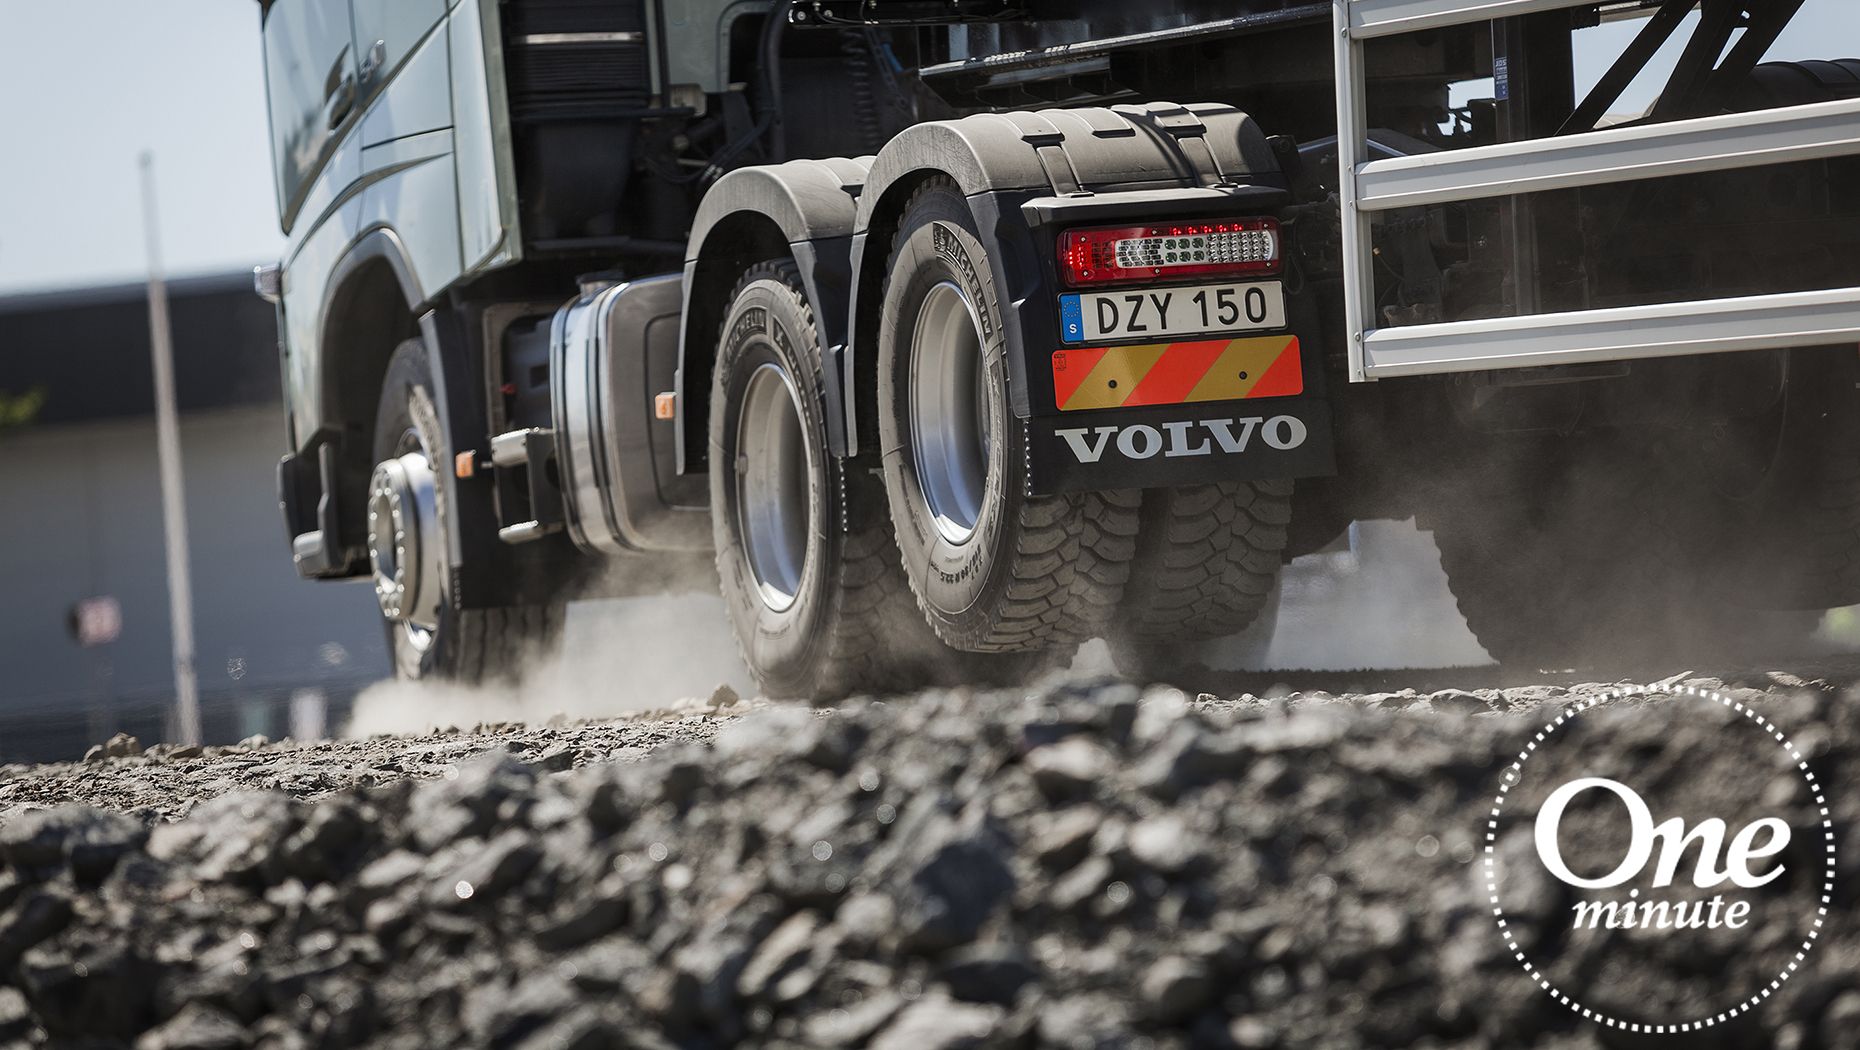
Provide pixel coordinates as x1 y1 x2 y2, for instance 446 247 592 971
1202 518 1491 672
343 518 1495 735
343 592 753 737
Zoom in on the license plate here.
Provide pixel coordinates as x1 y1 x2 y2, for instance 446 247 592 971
1060 280 1286 344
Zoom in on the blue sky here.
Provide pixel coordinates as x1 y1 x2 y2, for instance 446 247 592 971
1570 3 1854 118
0 2 282 294
0 1 1853 295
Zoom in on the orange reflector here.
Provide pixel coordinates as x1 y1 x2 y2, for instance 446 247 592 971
454 451 477 479
1052 336 1302 412
654 391 677 420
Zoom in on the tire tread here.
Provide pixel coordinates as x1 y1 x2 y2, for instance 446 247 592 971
879 179 1141 653
1114 480 1291 659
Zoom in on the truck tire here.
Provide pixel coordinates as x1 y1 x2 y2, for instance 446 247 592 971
1631 347 1860 620
1437 517 1818 670
876 177 1141 652
1429 442 1819 669
1430 471 1661 669
371 339 563 682
1735 58 1860 108
1701 62 1860 609
711 261 1001 698
1783 366 1860 609
1432 59 1860 669
1109 480 1292 680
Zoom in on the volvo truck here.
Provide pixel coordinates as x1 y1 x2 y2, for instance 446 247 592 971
253 0 1860 693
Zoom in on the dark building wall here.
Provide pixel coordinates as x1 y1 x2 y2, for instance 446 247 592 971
0 275 387 763
0 272 281 425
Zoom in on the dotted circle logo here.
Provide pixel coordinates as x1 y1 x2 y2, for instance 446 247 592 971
1485 683 1835 1034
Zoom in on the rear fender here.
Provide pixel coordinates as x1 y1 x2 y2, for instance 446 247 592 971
676 157 872 473
843 102 1304 493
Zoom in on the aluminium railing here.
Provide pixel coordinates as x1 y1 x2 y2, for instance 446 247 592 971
1332 0 1860 380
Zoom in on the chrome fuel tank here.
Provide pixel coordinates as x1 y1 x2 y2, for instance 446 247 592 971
549 274 711 555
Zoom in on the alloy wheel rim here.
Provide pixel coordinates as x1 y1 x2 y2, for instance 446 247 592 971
735 361 813 612
368 429 442 654
908 280 992 546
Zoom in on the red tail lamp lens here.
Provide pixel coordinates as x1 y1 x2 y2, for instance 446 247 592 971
1059 217 1281 288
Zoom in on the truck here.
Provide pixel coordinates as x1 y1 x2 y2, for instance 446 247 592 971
252 0 1860 694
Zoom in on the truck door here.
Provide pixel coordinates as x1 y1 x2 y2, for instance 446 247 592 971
260 0 357 232
349 0 447 120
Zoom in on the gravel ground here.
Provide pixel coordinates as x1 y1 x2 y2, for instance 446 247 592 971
1 664 1857 1048
0 691 761 825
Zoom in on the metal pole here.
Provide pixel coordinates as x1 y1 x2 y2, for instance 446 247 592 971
138 151 202 747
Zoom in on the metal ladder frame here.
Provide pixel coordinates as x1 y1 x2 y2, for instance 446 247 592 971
1332 0 1860 381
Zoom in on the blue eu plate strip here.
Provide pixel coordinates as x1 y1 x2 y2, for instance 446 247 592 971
1059 294 1083 344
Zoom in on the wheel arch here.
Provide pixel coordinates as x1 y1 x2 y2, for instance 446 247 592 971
677 157 872 472
843 117 1055 457
311 227 426 567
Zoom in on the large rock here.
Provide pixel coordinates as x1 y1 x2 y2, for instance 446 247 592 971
135 1002 247 1050
147 792 299 884
0 805 146 883
877 801 1015 952
869 996 1004 1050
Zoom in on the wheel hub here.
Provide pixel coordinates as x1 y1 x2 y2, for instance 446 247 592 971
368 450 442 640
908 280 991 546
735 362 812 612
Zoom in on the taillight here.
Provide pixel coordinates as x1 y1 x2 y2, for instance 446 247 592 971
1058 217 1281 288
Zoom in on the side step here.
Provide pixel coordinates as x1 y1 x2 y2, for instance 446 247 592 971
279 439 356 578
489 427 565 544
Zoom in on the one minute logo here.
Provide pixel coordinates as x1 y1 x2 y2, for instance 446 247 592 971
1536 776 1786 930
1484 684 1835 1034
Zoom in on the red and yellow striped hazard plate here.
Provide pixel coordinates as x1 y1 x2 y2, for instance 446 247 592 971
1051 335 1302 412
